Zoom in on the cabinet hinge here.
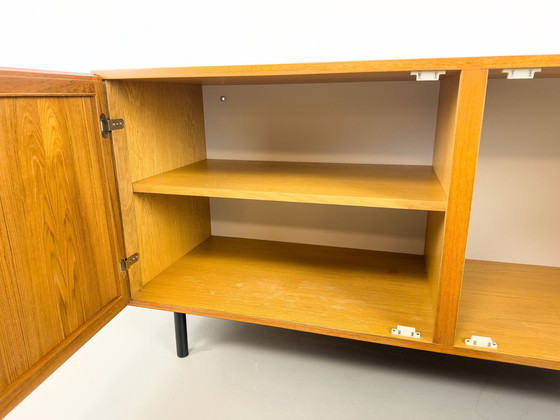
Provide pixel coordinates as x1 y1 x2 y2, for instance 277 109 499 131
100 114 125 138
120 252 139 272
391 325 421 339
465 335 498 349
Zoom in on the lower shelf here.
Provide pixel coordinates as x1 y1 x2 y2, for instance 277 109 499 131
132 236 434 342
456 260 560 363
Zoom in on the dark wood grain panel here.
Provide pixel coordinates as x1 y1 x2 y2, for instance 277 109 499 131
0 78 96 96
0 69 96 96
0 74 126 416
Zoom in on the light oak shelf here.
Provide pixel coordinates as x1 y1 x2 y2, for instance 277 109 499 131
132 159 447 211
131 236 435 342
456 260 560 362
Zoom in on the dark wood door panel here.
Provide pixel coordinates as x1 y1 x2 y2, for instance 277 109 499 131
0 71 127 416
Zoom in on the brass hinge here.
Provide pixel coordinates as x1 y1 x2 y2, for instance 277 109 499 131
100 114 124 138
120 252 139 272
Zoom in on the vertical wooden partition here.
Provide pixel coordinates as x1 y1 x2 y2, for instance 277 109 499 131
429 69 489 345
106 81 211 296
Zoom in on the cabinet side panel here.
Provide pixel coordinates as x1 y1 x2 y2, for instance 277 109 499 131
425 75 461 315
134 195 210 286
106 81 210 293
424 211 444 313
432 69 488 345
106 81 207 181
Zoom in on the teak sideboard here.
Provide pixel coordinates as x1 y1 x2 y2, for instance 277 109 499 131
1 55 559 416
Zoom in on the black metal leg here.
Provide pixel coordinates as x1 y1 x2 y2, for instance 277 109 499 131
174 312 189 358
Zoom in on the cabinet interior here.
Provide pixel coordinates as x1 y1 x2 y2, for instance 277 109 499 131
104 65 559 363
457 77 560 362
106 74 461 344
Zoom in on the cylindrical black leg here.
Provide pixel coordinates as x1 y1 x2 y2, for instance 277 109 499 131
174 312 189 358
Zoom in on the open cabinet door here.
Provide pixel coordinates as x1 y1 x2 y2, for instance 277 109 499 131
0 69 129 416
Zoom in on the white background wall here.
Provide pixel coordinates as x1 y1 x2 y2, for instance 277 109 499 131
468 78 560 266
2 0 560 73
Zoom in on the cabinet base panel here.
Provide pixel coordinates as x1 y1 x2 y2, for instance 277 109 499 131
130 301 560 371
131 239 560 371
456 260 560 363
131 236 436 343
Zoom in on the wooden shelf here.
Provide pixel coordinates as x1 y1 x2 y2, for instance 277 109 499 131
456 260 560 362
131 236 435 342
133 159 447 211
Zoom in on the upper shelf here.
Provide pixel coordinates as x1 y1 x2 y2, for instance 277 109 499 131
94 55 560 84
133 159 447 211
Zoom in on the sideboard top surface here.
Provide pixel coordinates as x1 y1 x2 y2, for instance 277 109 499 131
93 54 560 84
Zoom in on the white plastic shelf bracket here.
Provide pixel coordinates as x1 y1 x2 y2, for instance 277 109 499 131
465 335 498 349
411 70 446 81
502 68 541 79
391 325 421 338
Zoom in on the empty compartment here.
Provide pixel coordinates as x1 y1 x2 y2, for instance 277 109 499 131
457 75 560 362
107 72 466 345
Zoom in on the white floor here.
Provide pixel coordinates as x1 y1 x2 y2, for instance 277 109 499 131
6 307 560 420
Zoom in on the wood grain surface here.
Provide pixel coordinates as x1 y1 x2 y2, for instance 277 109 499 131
133 238 560 370
2 55 557 418
424 74 463 313
133 159 447 211
0 74 127 416
424 211 445 314
0 69 95 96
94 55 560 84
106 81 211 294
431 69 489 345
432 73 461 195
132 236 435 342
456 260 560 362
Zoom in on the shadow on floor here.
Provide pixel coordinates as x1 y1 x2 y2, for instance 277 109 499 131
188 315 560 400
